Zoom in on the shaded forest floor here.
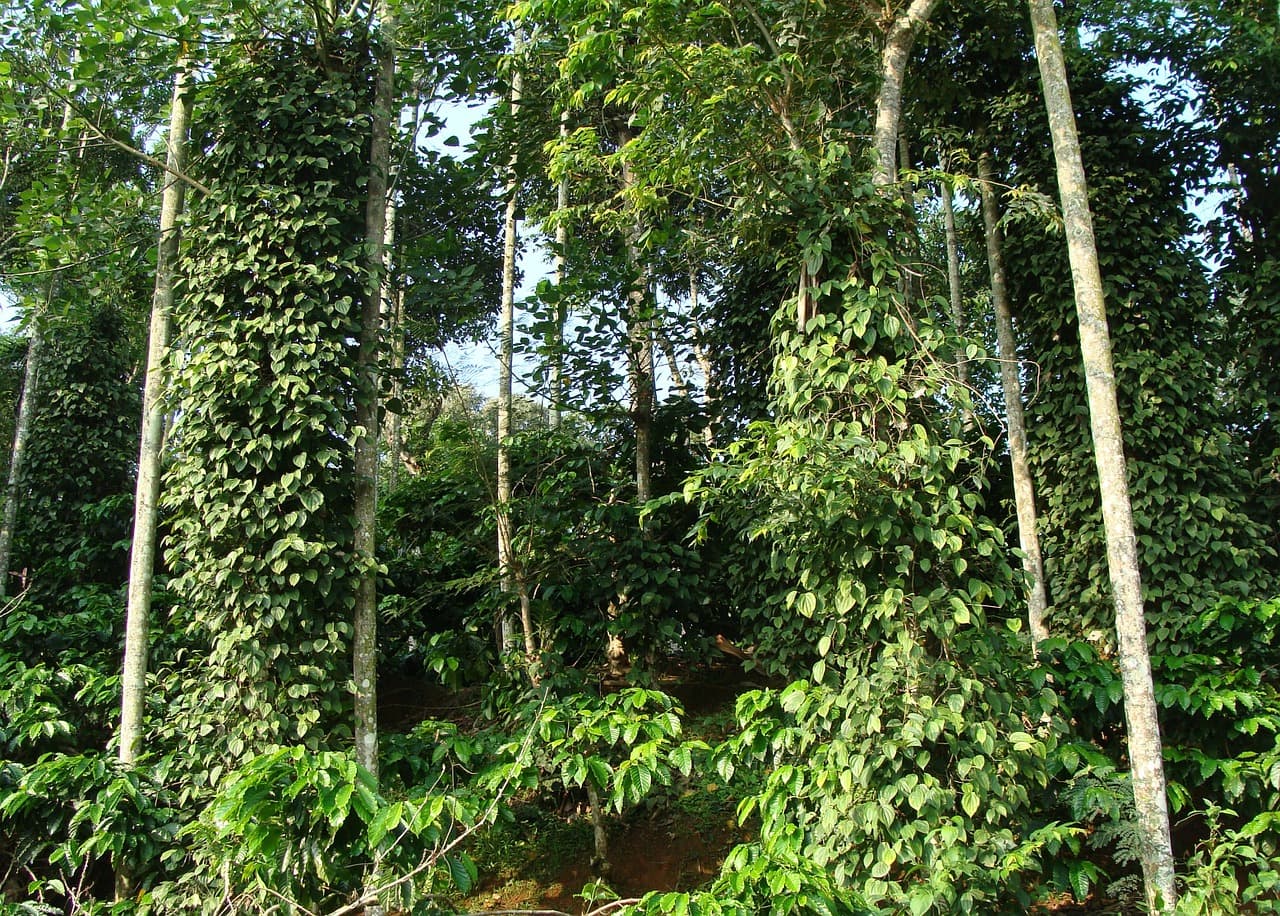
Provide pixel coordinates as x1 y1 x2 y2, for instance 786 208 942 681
378 665 1123 915
378 662 759 913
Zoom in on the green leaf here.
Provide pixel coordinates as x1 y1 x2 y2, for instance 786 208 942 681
447 853 478 893
367 801 403 846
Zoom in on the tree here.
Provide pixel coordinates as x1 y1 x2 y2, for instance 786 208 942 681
119 55 192 773
977 150 1050 645
873 0 943 186
0 300 44 598
160 30 373 771
1027 0 1176 907
353 0 395 792
494 35 540 674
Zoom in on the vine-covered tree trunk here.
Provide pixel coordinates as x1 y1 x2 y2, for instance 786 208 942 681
162 33 373 777
119 57 193 778
1028 0 1176 907
978 151 1049 645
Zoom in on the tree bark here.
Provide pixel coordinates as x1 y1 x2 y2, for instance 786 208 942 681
495 43 539 677
118 59 192 768
1028 0 1176 908
872 0 943 187
939 164 971 421
354 0 396 789
549 113 569 430
0 313 43 599
690 274 715 448
978 151 1049 646
617 124 655 506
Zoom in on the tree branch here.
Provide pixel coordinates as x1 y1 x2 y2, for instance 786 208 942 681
49 86 213 197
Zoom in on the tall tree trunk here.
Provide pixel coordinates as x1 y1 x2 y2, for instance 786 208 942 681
354 0 396 789
690 274 715 448
385 285 404 491
1028 0 1176 908
353 10 395 914
496 139 519 654
939 162 971 422
978 151 1049 646
600 121 656 678
113 56 192 905
495 45 539 677
617 124 655 506
872 0 943 187
0 312 43 599
118 58 192 766
0 83 84 598
549 114 569 430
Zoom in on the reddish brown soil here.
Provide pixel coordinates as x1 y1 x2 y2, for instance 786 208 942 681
470 805 744 914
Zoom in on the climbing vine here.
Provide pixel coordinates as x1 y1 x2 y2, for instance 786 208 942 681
685 186 1065 910
160 30 376 772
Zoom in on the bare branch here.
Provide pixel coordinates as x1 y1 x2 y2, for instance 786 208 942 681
47 86 213 197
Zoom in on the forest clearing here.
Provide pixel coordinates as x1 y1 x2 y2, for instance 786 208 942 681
0 0 1277 913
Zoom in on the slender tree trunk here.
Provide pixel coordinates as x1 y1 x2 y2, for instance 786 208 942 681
872 0 943 186
0 314 43 599
940 165 971 420
978 151 1049 646
354 0 396 790
353 11 396 915
0 84 85 598
549 114 569 430
117 59 192 768
495 45 539 678
1029 1 1176 908
658 324 688 398
690 274 715 448
600 122 656 678
586 780 610 877
617 124 655 506
112 56 193 905
378 192 396 493
496 156 519 653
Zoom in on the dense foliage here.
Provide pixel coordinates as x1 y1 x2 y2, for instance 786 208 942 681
0 0 1277 913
